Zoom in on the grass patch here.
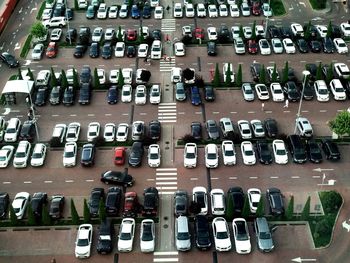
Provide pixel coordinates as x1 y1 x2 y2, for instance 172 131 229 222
271 0 286 16
36 2 46 20
309 0 327 10
20 34 33 58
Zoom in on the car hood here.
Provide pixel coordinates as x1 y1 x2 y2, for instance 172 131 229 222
235 239 251 251
118 239 133 250
141 240 154 252
215 237 231 249
258 237 274 251
176 239 191 250
75 245 90 256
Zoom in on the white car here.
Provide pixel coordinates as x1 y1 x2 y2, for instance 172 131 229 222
238 120 252 139
31 43 44 60
340 22 350 37
193 186 208 215
234 37 246 54
272 139 288 164
4 117 21 143
229 4 240 17
207 27 217 40
182 26 192 37
270 83 285 102
119 4 128 18
92 27 103 42
259 39 271 55
205 144 218 168
104 123 115 142
150 0 159 7
231 26 240 39
135 85 147 105
291 23 304 37
140 219 155 253
262 3 272 17
150 84 161 104
108 5 118 18
255 25 266 38
333 38 348 54
247 188 261 213
329 79 346 101
255 84 270 100
223 63 234 83
208 4 218 18
50 28 62 41
173 3 183 18
52 123 67 143
122 68 133 84
0 145 14 168
97 3 108 19
184 143 197 168
30 143 47 167
282 38 296 54
210 189 225 215
87 122 100 142
154 6 163 19
232 218 251 254
148 144 161 168
66 69 74 85
212 217 231 251
122 84 133 102
151 40 162 59
271 38 283 54
333 63 350 79
42 8 53 20
243 26 252 39
316 25 328 38
118 218 136 252
12 192 30 219
109 69 119 84
66 122 80 142
196 3 206 17
140 27 150 38
116 123 129 142
13 141 31 168
75 224 93 258
250 120 265 138
241 141 256 165
185 4 195 18
314 80 330 102
241 2 250 16
115 42 125 57
104 28 115 41
222 140 236 166
174 42 185 56
138 43 149 58
219 4 228 16
63 142 77 167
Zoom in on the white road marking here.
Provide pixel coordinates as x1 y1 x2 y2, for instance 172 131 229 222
270 176 279 179
291 176 300 179
156 177 177 180
65 180 74 183
154 258 179 262
44 181 53 183
156 186 177 190
249 176 258 179
213 112 219 114
195 112 202 114
85 179 94 182
190 178 198 180
158 192 175 195
105 113 112 116
140 113 147 115
301 110 309 113
23 181 32 184
3 182 11 184
211 177 219 180
248 111 255 114
154 252 179 256
156 172 177 176
230 111 237 114
312 175 321 178
283 111 290 113
156 182 177 185
229 177 237 179
122 113 129 115
70 114 77 117
156 168 177 171
147 179 155 181
52 114 59 117
87 114 95 117
320 110 327 113
265 111 272 114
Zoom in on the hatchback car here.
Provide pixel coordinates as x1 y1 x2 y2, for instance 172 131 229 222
212 217 231 251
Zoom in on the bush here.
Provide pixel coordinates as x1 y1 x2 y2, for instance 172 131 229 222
320 191 342 214
20 34 33 58
181 134 197 144
309 0 327 10
49 137 63 147
270 0 286 16
36 2 46 20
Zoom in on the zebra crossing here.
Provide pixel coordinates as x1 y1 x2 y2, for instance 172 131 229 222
158 102 176 123
155 168 177 195
153 251 179 262
161 18 176 32
159 57 176 72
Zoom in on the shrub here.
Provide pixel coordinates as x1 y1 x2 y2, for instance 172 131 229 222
309 0 327 10
20 34 33 58
320 191 342 214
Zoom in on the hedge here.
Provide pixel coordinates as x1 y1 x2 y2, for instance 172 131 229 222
20 34 33 58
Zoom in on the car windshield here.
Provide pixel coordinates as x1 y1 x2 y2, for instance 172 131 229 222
16 151 26 158
276 149 285 155
217 231 228 239
259 232 271 239
77 238 89 246
32 153 42 158
13 207 20 213
318 88 328 94
177 232 190 240
142 224 153 241
245 88 252 94
64 151 74 158
137 92 145 97
225 150 234 156
123 90 130 95
120 232 131 240
186 152 195 159
245 150 253 156
150 153 158 159
0 156 6 161
207 153 216 159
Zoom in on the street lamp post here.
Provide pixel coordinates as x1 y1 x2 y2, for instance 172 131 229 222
26 81 40 141
294 70 310 134
65 0 71 45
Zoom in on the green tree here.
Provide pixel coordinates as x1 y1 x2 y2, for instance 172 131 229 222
321 191 342 214
325 63 333 84
241 196 251 219
255 197 265 217
314 217 332 239
226 193 234 221
71 199 80 225
61 69 68 89
118 68 124 87
304 21 312 41
128 0 133 8
212 63 221 87
27 205 36 226
316 62 323 80
329 111 350 137
236 64 242 87
138 27 145 43
83 199 90 223
251 20 257 40
17 68 23 80
30 22 47 39
99 199 106 223
73 69 79 90
50 67 57 88
117 26 123 42
239 25 244 39
74 0 79 10
301 196 311 220
9 205 18 226
93 68 100 89
236 0 243 8
326 21 332 38
41 205 51 226
285 195 294 220
27 68 34 81
259 64 266 84
271 64 278 82
225 63 232 86
282 61 289 84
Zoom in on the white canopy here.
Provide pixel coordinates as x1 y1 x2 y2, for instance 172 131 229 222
1 80 34 94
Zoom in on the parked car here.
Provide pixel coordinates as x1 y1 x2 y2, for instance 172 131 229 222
266 188 284 216
75 224 93 258
101 170 134 187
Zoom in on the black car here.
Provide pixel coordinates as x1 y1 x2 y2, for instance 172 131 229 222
78 83 91 105
227 187 244 215
309 40 321 53
191 122 202 140
19 120 35 142
88 188 105 217
296 38 309 53
66 8 74 20
256 141 273 164
126 45 136 57
31 192 48 221
63 86 75 106
0 192 9 219
267 25 281 39
280 27 292 39
174 190 188 216
101 42 113 59
305 63 317 80
81 143 95 166
142 5 151 18
73 44 87 58
151 29 161 40
66 28 77 43
0 52 19 67
266 188 284 216
195 215 212 250
53 6 65 17
80 66 91 83
107 86 118 104
204 85 215 101
49 195 65 219
97 219 114 254
142 187 159 216
250 62 262 82
302 82 314 100
105 187 122 216
79 27 91 44
322 37 335 53
341 79 350 98
101 171 134 187
89 42 100 58
128 142 144 167
264 118 278 137
218 25 230 43
148 120 161 141
283 81 300 102
49 86 62 105
306 140 323 163
287 135 307 164
34 88 48 106
330 24 342 38
287 68 297 82
207 41 217 56
321 140 341 161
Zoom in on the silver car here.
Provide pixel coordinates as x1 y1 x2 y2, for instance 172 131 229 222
242 83 255 101
254 217 274 252
205 120 220 140
175 83 186 101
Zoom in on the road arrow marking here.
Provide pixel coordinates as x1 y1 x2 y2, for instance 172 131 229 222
2 108 11 115
18 7 23 14
30 7 37 14
14 43 21 50
291 257 316 263
23 60 31 66
342 221 350 232
313 168 334 172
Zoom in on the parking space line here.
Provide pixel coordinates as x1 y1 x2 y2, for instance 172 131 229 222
158 192 175 195
249 177 258 179
147 179 155 181
70 114 76 117
23 181 32 184
65 180 74 183
190 178 198 180
178 112 185 115
140 113 147 115
283 111 290 113
337 109 344 112
156 182 177 185
44 181 52 183
291 176 300 179
248 111 255 114
3 182 11 184
320 110 327 113
312 175 321 178
211 177 219 180
154 258 179 262
85 179 94 182
229 177 237 179
270 176 279 179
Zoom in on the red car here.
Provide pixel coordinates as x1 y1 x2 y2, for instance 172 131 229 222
126 29 137 41
46 42 58 58
194 27 205 40
248 39 258 54
252 2 261 16
114 147 126 165
122 192 139 217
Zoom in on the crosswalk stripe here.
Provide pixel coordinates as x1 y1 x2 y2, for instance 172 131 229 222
154 252 179 256
158 116 176 119
156 177 177 180
158 112 177 115
156 168 177 171
159 119 177 123
159 103 176 106
156 172 177 176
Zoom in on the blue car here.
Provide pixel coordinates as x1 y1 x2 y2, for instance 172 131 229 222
131 5 140 19
191 86 202 106
142 5 151 18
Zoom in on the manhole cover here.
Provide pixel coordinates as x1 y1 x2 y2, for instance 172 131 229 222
164 216 168 220
163 224 168 229
165 88 169 91
165 147 169 150
165 141 169 144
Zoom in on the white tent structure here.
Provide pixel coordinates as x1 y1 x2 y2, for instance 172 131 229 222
1 80 34 95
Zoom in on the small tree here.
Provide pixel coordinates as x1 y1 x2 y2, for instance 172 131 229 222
226 193 234 221
325 63 333 84
236 64 242 87
99 199 106 223
326 21 332 38
83 199 90 223
50 67 57 88
9 205 18 226
73 69 79 89
117 26 123 42
259 64 266 84
241 196 251 219
27 205 36 226
236 0 243 8
212 63 221 87
316 62 323 80
71 199 80 225
93 68 100 89
118 68 124 87
17 68 23 80
61 69 68 89
239 25 244 39
74 0 79 10
271 64 278 82
255 197 265 217
30 22 47 39
304 21 312 41
128 0 133 8
329 111 350 137
225 63 232 86
138 27 145 43
27 68 34 81
301 196 311 220
41 205 51 226
285 195 294 220
282 61 289 84
251 20 257 40
321 191 342 213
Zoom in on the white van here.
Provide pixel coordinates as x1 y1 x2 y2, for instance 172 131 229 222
36 70 51 87
4 118 21 142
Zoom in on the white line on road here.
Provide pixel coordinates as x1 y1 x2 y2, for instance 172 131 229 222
147 179 155 181
52 114 59 117
154 252 179 256
320 110 327 113
3 182 11 184
270 176 279 179
158 191 175 195
154 258 179 262
156 186 177 190
158 112 177 115
213 112 219 114
337 109 343 112
230 111 237 114
70 114 77 117
248 111 255 114
159 103 177 106
291 176 300 179
156 172 177 176
105 113 112 116
190 178 198 180
122 113 129 116
312 175 321 178
159 120 177 123
178 112 185 115
44 181 53 183
156 168 177 171
158 109 177 112
23 181 32 184
265 111 272 114
283 111 290 113
156 177 177 180
87 114 95 117
229 177 237 179
140 113 147 115
211 177 219 180
301 110 309 113
250 177 258 179
65 180 74 183
158 116 177 120
156 182 177 185
195 112 202 114
86 179 94 182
